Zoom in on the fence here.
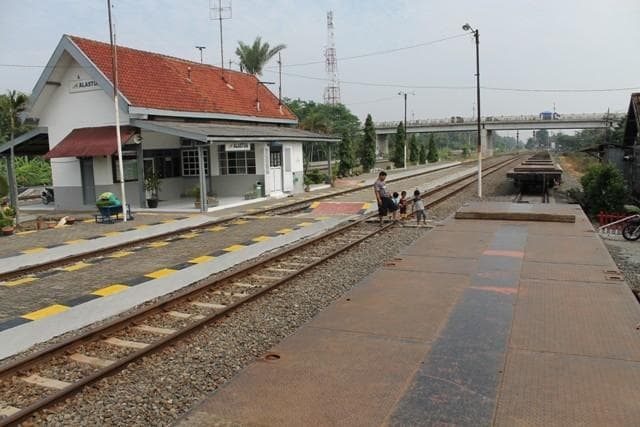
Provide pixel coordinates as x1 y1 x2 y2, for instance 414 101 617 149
597 211 636 234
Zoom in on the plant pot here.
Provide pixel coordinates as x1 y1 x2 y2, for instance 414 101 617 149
1 226 15 236
194 197 218 209
147 198 159 208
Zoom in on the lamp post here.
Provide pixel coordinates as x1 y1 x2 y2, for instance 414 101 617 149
398 91 414 169
462 23 482 198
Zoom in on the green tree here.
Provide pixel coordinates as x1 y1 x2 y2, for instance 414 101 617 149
0 90 29 141
580 163 627 215
337 131 355 176
534 129 550 148
392 121 406 168
427 134 439 163
408 134 419 163
285 98 361 174
418 143 427 164
235 36 286 75
462 145 470 158
361 114 377 172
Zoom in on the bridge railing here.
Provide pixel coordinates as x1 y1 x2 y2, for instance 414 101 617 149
374 112 624 129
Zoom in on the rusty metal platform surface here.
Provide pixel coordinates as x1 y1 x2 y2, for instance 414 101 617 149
178 203 640 427
456 202 578 223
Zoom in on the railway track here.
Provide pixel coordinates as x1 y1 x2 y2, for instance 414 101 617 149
0 154 521 426
0 160 474 283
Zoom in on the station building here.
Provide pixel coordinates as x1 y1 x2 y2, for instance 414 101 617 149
7 35 338 210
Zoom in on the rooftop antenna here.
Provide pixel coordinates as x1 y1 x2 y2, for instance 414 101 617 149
277 52 282 105
323 10 340 105
209 0 232 75
195 46 206 63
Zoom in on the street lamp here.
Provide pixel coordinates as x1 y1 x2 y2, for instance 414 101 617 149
398 91 414 169
462 22 482 198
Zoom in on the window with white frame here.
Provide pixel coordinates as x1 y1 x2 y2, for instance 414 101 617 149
218 144 256 175
181 149 209 176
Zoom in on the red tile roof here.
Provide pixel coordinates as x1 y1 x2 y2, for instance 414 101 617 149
68 35 296 122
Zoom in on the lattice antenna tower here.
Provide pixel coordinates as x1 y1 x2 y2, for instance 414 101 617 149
323 10 341 105
209 0 232 71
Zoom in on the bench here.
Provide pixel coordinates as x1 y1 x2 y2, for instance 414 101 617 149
94 204 133 224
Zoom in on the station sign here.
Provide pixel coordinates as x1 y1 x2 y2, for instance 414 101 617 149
69 79 101 93
225 143 251 151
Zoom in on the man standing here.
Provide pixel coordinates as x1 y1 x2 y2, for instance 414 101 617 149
373 171 398 225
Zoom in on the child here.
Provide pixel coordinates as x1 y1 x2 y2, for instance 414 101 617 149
412 189 427 225
391 192 400 207
398 191 408 219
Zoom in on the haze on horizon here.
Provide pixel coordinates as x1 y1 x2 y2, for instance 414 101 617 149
1 0 638 127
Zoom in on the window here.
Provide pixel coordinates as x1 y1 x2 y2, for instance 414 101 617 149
112 151 139 182
270 151 282 167
182 149 209 176
218 144 256 175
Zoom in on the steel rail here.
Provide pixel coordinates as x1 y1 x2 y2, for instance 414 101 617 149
0 154 521 427
0 160 472 282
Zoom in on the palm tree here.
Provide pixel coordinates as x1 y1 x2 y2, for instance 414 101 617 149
1 90 29 218
235 37 286 75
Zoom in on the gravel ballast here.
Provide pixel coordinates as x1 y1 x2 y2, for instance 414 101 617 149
20 157 522 426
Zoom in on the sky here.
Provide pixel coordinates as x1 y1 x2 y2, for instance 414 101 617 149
1 0 639 127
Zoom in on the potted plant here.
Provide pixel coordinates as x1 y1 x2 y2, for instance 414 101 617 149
190 186 219 209
0 205 15 236
0 218 14 236
144 170 161 208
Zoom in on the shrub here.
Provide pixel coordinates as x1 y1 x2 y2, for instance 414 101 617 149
580 163 628 215
305 169 325 185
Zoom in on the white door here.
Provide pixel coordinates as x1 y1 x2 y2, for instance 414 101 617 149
270 151 283 193
283 146 293 192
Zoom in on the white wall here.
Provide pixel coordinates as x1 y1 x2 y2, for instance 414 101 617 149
38 55 129 188
290 142 303 172
210 143 220 176
255 142 266 175
93 156 113 185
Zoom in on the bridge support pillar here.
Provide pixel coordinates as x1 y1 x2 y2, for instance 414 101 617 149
376 134 389 160
481 128 494 157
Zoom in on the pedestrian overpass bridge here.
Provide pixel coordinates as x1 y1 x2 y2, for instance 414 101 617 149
374 112 624 156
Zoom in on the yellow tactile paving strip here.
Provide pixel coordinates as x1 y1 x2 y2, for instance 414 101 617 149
0 216 331 330
21 304 70 321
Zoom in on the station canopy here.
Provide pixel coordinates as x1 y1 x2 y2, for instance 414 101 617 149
0 127 49 157
131 120 341 144
43 126 136 159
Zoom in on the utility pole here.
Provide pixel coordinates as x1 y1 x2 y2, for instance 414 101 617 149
108 0 127 220
463 23 482 198
398 91 414 169
403 92 407 168
195 46 206 63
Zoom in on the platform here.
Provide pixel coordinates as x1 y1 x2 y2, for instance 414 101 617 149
179 202 640 427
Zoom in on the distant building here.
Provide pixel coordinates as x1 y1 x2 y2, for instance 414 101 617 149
620 93 640 195
589 93 640 195
2 35 338 210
